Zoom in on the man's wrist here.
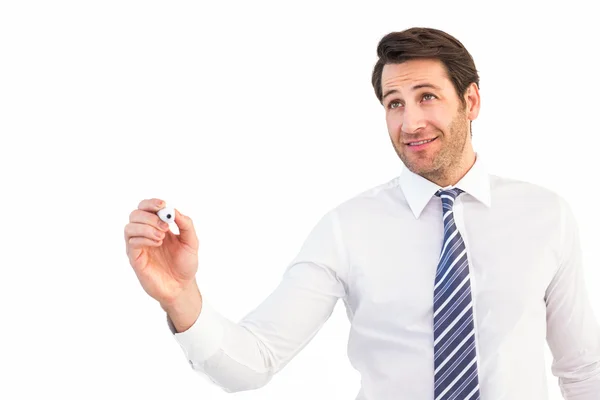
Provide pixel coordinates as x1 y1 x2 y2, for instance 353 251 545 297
161 280 203 333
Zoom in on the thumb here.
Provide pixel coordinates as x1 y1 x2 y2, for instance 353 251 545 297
174 209 199 249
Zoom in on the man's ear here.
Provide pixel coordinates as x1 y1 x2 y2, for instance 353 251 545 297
465 82 480 121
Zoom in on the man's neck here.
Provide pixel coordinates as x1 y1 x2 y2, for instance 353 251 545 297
427 151 477 188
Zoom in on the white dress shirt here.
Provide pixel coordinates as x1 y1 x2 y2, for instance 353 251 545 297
168 154 600 399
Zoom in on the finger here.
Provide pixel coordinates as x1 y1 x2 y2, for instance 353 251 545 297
174 209 199 249
137 198 167 213
124 222 166 242
128 237 163 249
129 209 171 232
125 228 162 261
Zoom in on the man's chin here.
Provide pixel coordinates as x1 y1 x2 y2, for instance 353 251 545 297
402 159 436 175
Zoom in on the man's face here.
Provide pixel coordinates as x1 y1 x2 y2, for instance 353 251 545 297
381 59 476 183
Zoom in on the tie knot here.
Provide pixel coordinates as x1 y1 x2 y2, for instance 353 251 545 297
435 188 464 201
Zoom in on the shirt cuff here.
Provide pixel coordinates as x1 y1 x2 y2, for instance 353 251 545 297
166 300 225 364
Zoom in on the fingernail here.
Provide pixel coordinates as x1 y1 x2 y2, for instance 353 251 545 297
160 221 169 229
155 230 164 238
157 201 164 208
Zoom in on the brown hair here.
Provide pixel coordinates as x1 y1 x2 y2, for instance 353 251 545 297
371 27 480 107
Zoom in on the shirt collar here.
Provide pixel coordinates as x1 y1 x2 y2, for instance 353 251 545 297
398 153 492 219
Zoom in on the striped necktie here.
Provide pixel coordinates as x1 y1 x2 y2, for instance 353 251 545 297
433 188 481 400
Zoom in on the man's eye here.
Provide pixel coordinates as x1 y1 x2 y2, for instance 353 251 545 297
388 101 401 109
422 93 437 101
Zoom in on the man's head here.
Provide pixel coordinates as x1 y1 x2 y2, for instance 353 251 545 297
371 27 481 186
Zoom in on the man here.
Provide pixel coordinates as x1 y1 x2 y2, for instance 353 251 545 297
124 27 600 399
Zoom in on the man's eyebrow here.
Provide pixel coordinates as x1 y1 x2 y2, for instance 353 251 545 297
382 83 442 100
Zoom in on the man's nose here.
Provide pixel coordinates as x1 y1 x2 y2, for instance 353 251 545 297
401 105 426 134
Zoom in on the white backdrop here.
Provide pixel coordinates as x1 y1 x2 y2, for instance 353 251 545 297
1 1 598 399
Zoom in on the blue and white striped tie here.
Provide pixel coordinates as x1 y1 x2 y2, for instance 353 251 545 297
433 188 481 400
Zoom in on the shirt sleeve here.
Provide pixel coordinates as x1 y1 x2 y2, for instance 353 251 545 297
545 196 600 399
167 208 350 393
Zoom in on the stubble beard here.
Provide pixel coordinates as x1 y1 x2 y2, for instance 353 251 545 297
394 109 470 184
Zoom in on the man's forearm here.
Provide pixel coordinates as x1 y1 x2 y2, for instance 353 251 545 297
161 280 203 333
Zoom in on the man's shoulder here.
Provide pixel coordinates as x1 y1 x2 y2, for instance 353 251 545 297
328 176 403 217
489 173 567 210
350 176 402 200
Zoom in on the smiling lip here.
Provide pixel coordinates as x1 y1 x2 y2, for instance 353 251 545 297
405 137 438 150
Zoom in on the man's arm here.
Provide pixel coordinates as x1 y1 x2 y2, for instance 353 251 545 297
545 196 600 399
166 209 350 393
161 278 203 333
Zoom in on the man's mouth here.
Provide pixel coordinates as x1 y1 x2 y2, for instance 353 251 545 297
407 138 436 146
405 137 438 148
